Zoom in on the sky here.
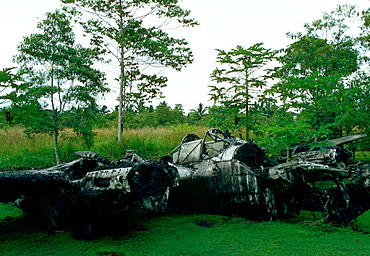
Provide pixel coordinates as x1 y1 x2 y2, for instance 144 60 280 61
1 0 369 112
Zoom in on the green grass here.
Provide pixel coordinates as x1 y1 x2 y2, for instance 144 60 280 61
0 127 83 170
1 203 370 256
0 203 23 221
355 151 370 163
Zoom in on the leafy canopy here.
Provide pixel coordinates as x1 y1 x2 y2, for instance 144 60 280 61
12 8 108 163
267 4 364 139
62 0 198 103
209 43 276 138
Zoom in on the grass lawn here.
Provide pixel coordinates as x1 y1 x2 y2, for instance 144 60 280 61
355 151 370 163
1 203 370 256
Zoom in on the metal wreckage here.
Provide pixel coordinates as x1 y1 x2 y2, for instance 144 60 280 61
1 128 370 236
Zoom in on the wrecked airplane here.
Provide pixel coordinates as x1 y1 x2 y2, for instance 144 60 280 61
0 129 369 236
169 129 370 223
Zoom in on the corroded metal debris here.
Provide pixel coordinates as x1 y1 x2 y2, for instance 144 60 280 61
170 129 370 223
0 129 369 236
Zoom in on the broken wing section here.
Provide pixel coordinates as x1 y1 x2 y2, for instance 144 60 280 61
266 135 370 223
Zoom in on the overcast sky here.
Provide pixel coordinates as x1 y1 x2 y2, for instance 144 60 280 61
1 0 369 112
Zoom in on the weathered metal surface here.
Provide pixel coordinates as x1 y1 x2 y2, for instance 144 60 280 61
0 151 178 236
0 129 369 236
82 167 132 194
170 129 370 222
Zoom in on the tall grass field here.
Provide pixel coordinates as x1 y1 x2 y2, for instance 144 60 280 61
0 125 206 170
1 126 370 255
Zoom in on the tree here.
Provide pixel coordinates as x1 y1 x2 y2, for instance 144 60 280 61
334 71 370 136
269 4 367 140
209 43 276 139
0 68 21 105
63 103 107 147
153 101 185 126
13 9 108 164
62 0 198 144
271 36 359 137
0 68 19 126
188 103 207 123
257 117 309 159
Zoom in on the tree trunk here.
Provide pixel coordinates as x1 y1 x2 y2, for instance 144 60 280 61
117 0 126 145
245 70 250 140
118 75 124 145
53 131 61 165
117 55 127 146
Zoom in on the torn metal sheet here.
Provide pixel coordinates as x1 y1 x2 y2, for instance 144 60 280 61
169 129 370 222
82 167 132 194
0 129 369 237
